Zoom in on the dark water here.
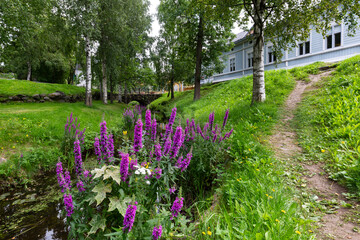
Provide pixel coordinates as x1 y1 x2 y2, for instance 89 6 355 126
0 175 68 240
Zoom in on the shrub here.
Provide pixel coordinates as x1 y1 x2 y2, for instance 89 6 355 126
128 101 140 107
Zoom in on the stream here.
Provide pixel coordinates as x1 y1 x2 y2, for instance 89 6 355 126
0 174 68 240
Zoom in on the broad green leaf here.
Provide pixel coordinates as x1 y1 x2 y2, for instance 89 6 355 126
88 214 106 235
103 166 121 184
92 165 107 179
92 182 112 206
108 197 129 216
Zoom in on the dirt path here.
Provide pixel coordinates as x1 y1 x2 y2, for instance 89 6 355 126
269 71 360 240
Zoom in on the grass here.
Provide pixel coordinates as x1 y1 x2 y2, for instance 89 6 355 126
0 78 85 97
0 101 127 179
150 65 324 239
296 55 360 196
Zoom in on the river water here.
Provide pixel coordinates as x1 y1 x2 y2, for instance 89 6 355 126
0 174 68 240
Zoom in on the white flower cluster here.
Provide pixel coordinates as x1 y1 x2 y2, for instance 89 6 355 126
134 165 151 185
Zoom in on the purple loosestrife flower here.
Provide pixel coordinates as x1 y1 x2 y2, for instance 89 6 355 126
100 121 109 161
108 134 114 161
152 225 163 240
212 134 218 143
181 152 192 172
151 118 157 142
63 193 74 217
169 187 176 194
56 162 64 188
176 156 183 169
170 197 184 220
203 122 209 135
197 124 205 139
129 157 138 171
83 170 91 179
154 168 162 179
77 180 85 192
190 119 196 131
120 153 130 182
94 137 101 163
123 202 138 232
171 126 184 158
64 170 71 192
74 139 83 175
162 137 172 156
145 109 152 135
222 129 234 141
133 119 143 153
223 109 229 129
209 112 215 130
163 107 177 140
154 144 162 161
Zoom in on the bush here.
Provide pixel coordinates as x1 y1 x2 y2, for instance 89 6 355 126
128 101 140 107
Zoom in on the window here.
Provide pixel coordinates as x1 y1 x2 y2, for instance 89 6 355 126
268 51 276 63
335 32 341 47
299 41 310 55
230 58 236 72
299 43 304 55
326 25 341 49
247 53 253 68
327 35 332 49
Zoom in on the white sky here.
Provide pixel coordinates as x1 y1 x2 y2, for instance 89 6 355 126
149 0 243 37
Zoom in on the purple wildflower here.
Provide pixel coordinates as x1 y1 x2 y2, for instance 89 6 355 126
203 122 209 135
212 134 218 143
209 112 215 130
120 152 130 182
171 126 184 158
197 124 205 139
154 143 162 161
176 156 183 169
56 162 64 188
145 109 152 135
151 118 157 142
123 202 138 232
223 109 229 129
163 137 172 156
181 152 192 172
74 139 83 175
64 170 71 192
164 107 177 140
108 134 114 161
77 180 85 192
154 168 162 179
170 197 184 220
133 119 143 153
152 225 163 240
222 129 234 141
100 121 108 161
94 137 101 163
63 193 74 217
129 157 138 171
83 170 91 179
169 187 176 194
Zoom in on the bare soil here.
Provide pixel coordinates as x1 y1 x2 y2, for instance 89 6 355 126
269 71 360 240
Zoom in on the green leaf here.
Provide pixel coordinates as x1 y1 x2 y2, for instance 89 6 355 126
108 197 129 216
88 214 106 235
92 165 107 179
103 165 121 185
92 182 112 206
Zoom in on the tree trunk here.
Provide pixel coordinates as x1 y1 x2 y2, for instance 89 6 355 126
102 57 108 104
170 64 175 99
124 82 128 103
118 84 122 103
85 37 92 107
251 0 266 104
27 62 31 81
110 76 114 104
194 16 204 101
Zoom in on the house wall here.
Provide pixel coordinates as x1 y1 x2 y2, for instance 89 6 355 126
213 24 360 83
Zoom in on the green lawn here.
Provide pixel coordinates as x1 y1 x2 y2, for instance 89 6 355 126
0 79 85 97
0 101 126 177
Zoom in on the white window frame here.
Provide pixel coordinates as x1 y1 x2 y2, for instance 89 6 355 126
324 23 342 50
229 57 236 72
246 50 253 68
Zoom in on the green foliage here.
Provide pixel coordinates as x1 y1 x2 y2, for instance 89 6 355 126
0 79 85 97
289 62 327 82
296 55 360 195
149 65 320 238
0 101 127 178
128 101 140 107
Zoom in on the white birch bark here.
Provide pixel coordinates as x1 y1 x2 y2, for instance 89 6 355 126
101 59 108 104
27 62 31 81
251 0 266 104
118 84 122 103
85 36 92 106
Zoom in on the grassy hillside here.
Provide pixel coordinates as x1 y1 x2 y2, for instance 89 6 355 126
0 101 126 178
0 79 85 97
296 55 360 195
149 65 327 239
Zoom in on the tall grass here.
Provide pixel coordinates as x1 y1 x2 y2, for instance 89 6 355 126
150 65 321 239
296 55 360 195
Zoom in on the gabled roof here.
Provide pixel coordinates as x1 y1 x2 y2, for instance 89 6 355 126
233 31 247 43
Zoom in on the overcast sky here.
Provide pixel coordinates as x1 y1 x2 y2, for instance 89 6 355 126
149 0 243 37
